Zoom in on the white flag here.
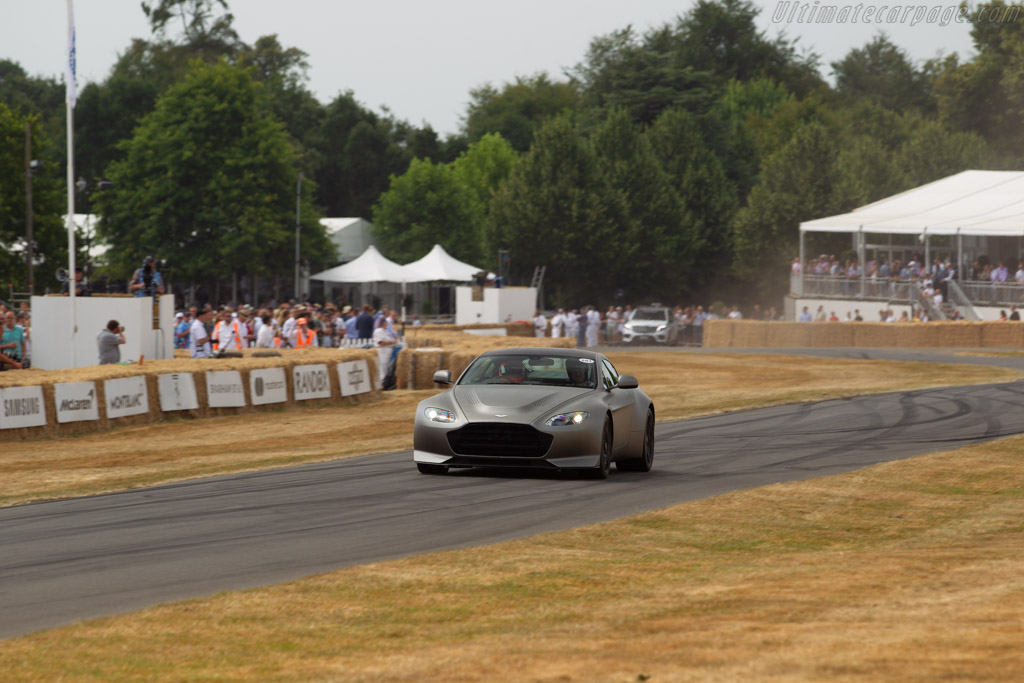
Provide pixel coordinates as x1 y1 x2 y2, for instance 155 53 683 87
66 0 77 108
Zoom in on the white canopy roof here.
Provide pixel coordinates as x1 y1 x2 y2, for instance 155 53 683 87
403 244 482 282
309 245 430 283
801 170 1024 237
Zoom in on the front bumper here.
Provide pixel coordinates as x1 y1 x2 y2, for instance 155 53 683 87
414 420 602 470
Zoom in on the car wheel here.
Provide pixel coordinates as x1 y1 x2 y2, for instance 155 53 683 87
591 418 612 479
618 408 654 472
417 463 449 475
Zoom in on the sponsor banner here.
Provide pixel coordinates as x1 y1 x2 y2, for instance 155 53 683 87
250 367 287 406
205 371 246 408
104 376 149 419
0 385 47 430
293 364 331 401
54 382 99 424
158 373 199 412
337 360 372 397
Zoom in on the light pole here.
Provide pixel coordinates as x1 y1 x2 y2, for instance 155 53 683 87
295 171 303 301
24 123 39 294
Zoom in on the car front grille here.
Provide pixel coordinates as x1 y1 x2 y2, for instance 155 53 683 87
631 325 660 333
447 423 553 458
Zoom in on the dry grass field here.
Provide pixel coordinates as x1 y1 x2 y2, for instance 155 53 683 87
1 351 1023 680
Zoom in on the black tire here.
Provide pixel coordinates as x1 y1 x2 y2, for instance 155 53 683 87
618 408 655 472
591 418 612 479
417 463 449 475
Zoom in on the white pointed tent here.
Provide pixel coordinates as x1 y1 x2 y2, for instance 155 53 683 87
310 245 430 320
403 244 481 282
310 244 429 284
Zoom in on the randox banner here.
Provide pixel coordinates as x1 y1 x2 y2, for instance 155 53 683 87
205 371 246 408
0 385 47 430
337 360 372 397
54 381 99 424
158 373 199 412
104 376 149 419
250 367 287 406
293 364 331 401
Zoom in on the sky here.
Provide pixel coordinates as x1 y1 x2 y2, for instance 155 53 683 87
1 0 979 136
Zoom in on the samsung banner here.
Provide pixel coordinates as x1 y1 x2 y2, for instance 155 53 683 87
337 360 372 396
54 381 99 424
0 385 47 430
205 371 246 408
250 367 287 406
104 376 149 419
158 373 199 412
293 364 331 401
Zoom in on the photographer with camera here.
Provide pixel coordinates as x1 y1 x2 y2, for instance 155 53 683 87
97 320 126 365
130 256 164 297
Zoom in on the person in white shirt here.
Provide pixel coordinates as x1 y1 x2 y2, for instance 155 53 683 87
565 309 579 340
532 310 548 337
727 305 742 319
255 313 276 348
585 306 601 347
189 310 213 358
550 309 566 338
372 316 399 385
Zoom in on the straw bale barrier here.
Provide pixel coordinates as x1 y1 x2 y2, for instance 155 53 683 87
0 328 575 440
705 319 1024 349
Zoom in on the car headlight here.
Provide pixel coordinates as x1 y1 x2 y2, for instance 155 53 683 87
424 407 456 423
623 322 634 330
656 324 667 331
545 411 589 426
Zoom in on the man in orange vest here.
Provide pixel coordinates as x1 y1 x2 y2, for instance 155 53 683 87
293 316 318 349
216 310 245 351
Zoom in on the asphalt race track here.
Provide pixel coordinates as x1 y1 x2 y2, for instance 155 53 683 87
4 366 1024 638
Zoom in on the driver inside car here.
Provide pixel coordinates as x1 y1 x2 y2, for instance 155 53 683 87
498 361 526 384
565 358 590 387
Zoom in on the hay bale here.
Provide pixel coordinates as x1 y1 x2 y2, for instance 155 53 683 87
893 324 939 347
853 323 897 347
810 322 854 347
981 322 1024 348
765 322 812 347
731 321 770 348
702 319 733 347
937 322 982 347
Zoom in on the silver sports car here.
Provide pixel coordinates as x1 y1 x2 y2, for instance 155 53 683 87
413 347 655 478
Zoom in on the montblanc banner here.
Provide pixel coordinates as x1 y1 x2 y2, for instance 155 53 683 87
250 367 287 406
293 364 331 401
337 360 371 397
104 376 149 419
0 385 47 430
54 381 99 424
205 371 246 408
158 373 199 412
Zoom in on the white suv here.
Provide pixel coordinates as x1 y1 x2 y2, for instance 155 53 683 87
622 306 678 344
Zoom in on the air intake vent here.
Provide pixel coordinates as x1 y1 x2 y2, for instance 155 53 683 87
447 423 553 458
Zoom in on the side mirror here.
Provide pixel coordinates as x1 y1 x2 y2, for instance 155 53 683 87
433 370 453 385
616 374 639 390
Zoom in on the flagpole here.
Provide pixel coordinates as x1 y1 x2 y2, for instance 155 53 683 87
66 0 77 365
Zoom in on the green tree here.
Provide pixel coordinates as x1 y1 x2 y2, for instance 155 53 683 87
0 104 66 292
372 159 475 264
831 34 936 113
731 122 848 287
372 133 517 267
463 73 580 151
94 59 332 291
487 114 620 305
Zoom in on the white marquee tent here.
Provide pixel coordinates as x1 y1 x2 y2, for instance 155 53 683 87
403 244 481 282
309 245 429 284
801 170 1024 237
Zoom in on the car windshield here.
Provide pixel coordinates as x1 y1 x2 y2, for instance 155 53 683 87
632 308 668 321
459 355 597 389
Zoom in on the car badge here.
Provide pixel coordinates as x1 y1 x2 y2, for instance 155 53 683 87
495 414 508 417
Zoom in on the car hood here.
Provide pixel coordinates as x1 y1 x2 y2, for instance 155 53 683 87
452 385 585 423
